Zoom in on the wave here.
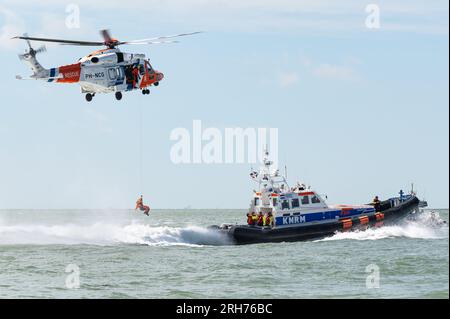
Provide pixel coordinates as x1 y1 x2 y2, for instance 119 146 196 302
0 222 231 246
318 210 448 242
1 211 446 246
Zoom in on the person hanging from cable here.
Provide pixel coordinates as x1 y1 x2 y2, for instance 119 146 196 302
135 195 150 216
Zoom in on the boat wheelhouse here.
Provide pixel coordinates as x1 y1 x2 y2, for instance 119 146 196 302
248 151 375 228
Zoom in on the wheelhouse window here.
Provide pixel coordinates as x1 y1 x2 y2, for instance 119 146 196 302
301 196 310 205
281 200 290 210
254 198 260 206
273 198 278 207
311 195 321 204
291 198 300 208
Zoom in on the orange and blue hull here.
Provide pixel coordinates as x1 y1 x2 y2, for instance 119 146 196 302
217 196 420 245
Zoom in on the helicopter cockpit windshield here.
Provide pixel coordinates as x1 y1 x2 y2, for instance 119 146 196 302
145 60 155 74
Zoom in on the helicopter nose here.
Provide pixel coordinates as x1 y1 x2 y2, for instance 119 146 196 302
157 72 164 81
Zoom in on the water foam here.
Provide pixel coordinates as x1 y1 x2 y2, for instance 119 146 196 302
0 211 446 246
0 222 231 246
318 211 448 242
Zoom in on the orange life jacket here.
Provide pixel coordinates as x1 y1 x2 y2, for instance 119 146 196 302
257 215 264 226
247 215 253 225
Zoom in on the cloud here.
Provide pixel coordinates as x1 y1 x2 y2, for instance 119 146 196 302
0 6 25 50
278 72 299 87
0 0 448 35
0 3 97 53
274 51 361 83
313 64 357 80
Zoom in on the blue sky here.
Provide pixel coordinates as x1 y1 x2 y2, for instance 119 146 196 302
0 0 448 209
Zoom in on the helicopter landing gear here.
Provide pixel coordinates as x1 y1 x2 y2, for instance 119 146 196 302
141 89 150 95
154 82 159 87
85 93 94 102
115 91 122 100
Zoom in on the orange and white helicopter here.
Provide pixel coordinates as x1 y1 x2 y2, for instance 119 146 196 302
13 30 201 102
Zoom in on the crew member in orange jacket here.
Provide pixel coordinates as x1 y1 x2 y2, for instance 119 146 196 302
257 212 264 226
247 213 253 225
132 66 140 88
265 212 274 227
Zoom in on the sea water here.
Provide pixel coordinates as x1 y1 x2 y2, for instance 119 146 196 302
0 209 448 298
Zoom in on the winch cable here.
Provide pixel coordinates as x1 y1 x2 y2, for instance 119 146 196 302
139 103 143 196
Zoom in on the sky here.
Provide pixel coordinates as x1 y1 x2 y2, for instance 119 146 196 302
0 0 448 209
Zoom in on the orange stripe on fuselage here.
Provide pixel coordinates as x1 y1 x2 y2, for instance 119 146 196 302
56 63 81 83
87 48 112 57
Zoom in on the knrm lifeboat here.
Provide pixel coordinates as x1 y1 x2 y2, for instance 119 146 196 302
211 151 422 245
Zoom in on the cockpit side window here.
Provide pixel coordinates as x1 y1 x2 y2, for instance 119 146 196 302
116 52 124 63
291 198 300 208
281 200 290 210
301 196 310 205
273 198 278 207
146 62 154 74
254 198 260 206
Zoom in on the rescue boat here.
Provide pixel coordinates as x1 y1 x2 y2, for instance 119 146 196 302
211 151 421 245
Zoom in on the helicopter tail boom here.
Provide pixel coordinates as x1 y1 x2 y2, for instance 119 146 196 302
17 33 50 80
17 36 81 83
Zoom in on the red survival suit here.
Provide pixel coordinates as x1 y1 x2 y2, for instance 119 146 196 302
136 197 150 216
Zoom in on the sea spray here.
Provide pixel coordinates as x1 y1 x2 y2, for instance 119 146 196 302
116 224 232 246
318 211 448 242
0 210 446 246
0 222 231 246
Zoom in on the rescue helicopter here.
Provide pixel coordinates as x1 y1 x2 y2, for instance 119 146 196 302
13 30 201 101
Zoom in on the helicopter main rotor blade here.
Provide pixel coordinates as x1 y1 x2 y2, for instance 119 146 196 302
100 29 113 43
119 31 203 45
13 31 203 48
119 40 180 45
12 35 104 46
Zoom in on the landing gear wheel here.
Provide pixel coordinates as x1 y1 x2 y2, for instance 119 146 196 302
115 92 122 100
154 82 159 87
142 89 150 95
85 93 93 102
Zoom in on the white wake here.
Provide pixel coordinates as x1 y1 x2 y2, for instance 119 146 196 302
318 211 448 242
0 222 231 246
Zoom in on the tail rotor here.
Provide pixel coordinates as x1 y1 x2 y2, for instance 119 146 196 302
18 33 46 60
